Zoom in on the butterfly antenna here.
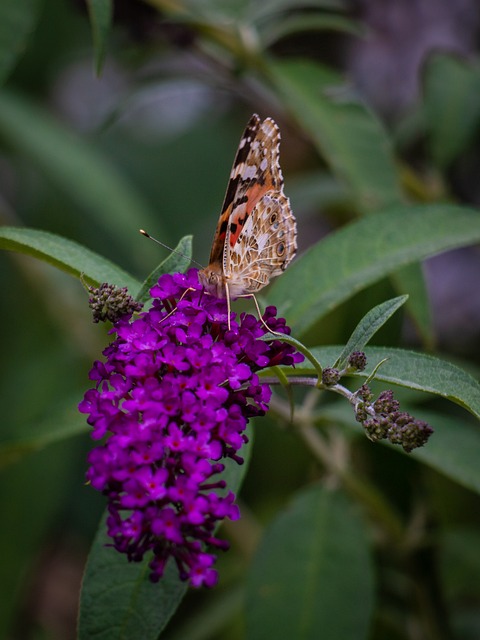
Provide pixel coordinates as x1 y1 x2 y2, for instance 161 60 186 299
139 229 203 268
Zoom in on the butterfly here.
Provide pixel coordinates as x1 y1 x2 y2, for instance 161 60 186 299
198 114 297 320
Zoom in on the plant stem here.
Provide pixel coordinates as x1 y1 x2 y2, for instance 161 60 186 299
298 422 405 544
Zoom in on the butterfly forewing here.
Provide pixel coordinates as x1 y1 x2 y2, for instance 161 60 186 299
207 114 261 266
199 113 296 300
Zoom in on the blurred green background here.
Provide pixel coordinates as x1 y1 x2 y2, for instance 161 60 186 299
2 1 480 639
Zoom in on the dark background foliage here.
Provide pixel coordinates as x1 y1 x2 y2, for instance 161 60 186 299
1 1 480 639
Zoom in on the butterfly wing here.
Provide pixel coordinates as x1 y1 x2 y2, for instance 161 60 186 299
199 114 296 299
226 192 297 297
207 114 285 268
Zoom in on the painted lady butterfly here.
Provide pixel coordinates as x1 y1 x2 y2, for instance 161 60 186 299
198 114 297 308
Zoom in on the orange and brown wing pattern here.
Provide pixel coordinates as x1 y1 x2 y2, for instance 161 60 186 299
198 114 296 301
226 191 297 296
207 114 284 268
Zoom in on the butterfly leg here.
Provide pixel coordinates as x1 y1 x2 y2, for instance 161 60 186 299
159 287 196 323
225 281 232 331
237 293 285 337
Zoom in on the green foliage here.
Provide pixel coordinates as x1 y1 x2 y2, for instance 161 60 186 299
136 235 193 303
1 1 480 639
246 485 374 640
423 54 480 169
85 0 112 76
79 542 188 640
294 345 480 420
269 58 404 212
0 91 163 268
0 0 41 86
78 431 253 640
267 204 480 334
0 226 141 291
333 295 408 369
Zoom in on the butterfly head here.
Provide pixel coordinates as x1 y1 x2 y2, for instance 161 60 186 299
198 265 227 299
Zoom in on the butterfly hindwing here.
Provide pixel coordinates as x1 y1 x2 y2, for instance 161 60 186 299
226 192 297 294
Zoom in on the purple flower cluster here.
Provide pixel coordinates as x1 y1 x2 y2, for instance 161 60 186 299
79 269 303 587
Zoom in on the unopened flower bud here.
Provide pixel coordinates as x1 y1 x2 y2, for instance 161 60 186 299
87 282 143 323
322 367 341 386
348 351 367 371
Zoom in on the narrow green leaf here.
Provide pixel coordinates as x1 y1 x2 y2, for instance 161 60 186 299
86 0 112 75
423 54 480 168
250 0 346 22
390 264 433 348
261 332 323 380
334 295 408 369
246 484 374 640
267 204 480 335
269 58 403 212
177 0 251 22
292 345 480 421
79 432 253 640
0 226 141 293
0 91 163 264
262 14 363 47
0 0 40 86
136 235 193 303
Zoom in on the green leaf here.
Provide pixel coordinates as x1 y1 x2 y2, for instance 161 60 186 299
0 91 162 264
269 58 403 212
86 0 112 76
409 410 480 495
250 0 346 22
261 331 323 380
423 53 480 169
0 226 141 293
0 0 40 86
292 345 480 421
79 431 253 640
246 484 374 640
267 204 480 335
175 0 251 22
136 235 193 303
261 14 363 47
334 295 408 369
320 401 480 494
287 170 346 211
390 264 433 348
78 525 188 640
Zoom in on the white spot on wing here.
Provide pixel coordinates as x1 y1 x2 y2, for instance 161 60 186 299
232 163 257 180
